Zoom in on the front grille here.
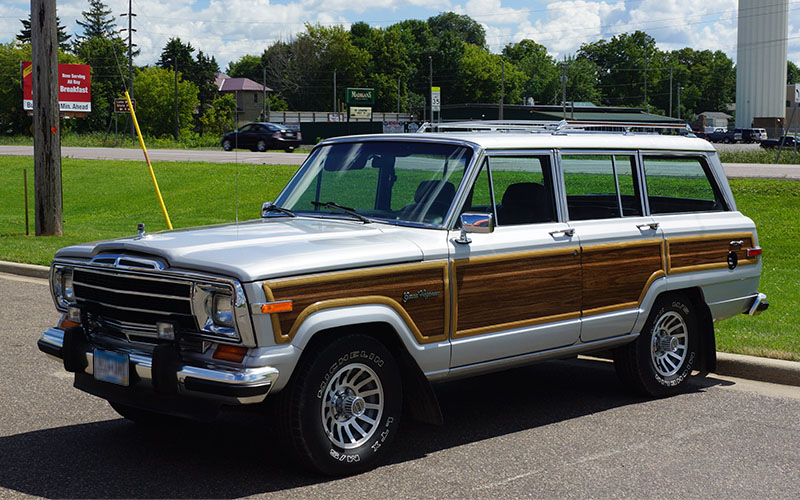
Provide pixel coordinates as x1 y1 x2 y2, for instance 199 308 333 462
73 268 198 338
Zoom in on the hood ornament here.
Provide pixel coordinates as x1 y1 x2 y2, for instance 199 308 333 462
136 222 146 239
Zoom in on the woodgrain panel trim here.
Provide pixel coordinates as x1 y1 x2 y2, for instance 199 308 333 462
452 246 582 339
667 232 755 275
263 261 449 345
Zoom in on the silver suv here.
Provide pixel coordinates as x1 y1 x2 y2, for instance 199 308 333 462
39 121 768 474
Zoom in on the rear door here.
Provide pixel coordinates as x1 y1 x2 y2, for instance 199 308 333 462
558 151 664 342
449 152 582 368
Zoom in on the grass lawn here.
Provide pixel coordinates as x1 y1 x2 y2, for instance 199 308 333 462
1 156 797 360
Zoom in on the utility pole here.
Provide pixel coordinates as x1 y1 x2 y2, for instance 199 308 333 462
499 58 505 120
333 68 336 112
678 86 684 120
643 45 648 112
120 0 136 139
262 65 267 121
174 55 179 139
669 68 673 117
31 0 62 236
560 62 567 119
429 55 433 123
397 76 401 114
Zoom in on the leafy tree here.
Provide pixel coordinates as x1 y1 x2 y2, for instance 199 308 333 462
76 0 116 41
428 12 486 48
199 93 236 136
452 43 525 105
17 15 72 51
158 38 196 74
226 54 263 82
788 61 800 84
132 66 198 137
578 31 661 108
157 38 219 131
503 39 560 105
351 23 412 110
562 56 602 104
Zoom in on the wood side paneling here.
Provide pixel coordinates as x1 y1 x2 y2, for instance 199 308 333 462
581 241 664 312
453 249 582 337
265 263 448 344
668 233 755 274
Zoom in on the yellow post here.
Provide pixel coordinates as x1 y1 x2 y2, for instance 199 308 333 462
124 91 173 230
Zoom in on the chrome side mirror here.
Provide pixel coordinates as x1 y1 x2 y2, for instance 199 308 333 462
261 201 274 218
456 212 494 244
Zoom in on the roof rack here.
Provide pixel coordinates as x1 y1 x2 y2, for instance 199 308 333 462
416 119 694 135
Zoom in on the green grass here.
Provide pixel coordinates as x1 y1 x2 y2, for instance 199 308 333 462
1 156 798 359
719 148 800 165
0 156 297 265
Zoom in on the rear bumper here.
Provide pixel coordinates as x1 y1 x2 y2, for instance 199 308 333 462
38 327 279 406
748 292 769 316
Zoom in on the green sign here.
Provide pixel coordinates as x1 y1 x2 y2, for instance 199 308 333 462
346 88 375 105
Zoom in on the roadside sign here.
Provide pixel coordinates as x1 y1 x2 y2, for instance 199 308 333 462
114 98 135 113
346 88 375 105
22 62 92 112
349 106 373 120
794 83 800 104
431 86 441 112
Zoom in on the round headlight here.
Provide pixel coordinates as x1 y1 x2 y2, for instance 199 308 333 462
212 293 234 328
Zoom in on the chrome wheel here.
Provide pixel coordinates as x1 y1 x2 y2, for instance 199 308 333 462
650 310 689 377
321 362 384 449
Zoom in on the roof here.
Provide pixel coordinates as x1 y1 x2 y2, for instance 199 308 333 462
326 130 716 154
699 111 733 119
534 110 682 123
215 72 271 92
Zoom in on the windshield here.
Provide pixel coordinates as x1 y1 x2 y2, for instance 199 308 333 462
275 141 474 226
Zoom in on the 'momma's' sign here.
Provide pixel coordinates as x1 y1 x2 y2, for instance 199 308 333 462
22 62 92 112
346 88 375 105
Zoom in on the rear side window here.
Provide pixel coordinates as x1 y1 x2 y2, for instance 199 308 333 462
562 154 642 221
643 156 727 214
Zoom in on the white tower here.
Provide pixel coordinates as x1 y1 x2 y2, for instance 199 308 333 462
735 0 788 129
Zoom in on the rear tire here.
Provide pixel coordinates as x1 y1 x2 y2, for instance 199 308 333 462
614 294 698 397
276 334 402 475
257 140 267 152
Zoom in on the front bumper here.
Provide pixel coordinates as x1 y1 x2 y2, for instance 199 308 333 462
38 327 279 406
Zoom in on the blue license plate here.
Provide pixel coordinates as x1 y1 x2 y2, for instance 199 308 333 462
93 349 130 386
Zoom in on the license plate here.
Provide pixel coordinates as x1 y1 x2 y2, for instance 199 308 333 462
93 349 130 386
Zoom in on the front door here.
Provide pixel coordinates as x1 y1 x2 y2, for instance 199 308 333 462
449 153 582 368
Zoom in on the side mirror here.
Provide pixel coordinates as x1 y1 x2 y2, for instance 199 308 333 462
456 212 494 244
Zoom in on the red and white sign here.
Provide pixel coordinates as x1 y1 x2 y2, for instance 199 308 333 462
22 62 92 112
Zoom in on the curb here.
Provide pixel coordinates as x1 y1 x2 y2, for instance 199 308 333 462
0 260 49 280
715 352 800 387
1 259 798 388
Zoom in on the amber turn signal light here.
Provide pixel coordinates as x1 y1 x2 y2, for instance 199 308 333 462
261 300 293 314
212 344 248 363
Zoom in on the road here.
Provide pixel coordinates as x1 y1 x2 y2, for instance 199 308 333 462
2 145 800 179
1 273 799 499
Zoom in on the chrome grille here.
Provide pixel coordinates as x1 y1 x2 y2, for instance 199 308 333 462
72 268 197 337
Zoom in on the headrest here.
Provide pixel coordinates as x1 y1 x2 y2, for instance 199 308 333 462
414 180 456 204
501 182 546 206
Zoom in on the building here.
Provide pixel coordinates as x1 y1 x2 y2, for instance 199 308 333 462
735 0 789 135
215 72 271 124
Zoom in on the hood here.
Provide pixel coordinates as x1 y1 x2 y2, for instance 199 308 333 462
55 218 425 282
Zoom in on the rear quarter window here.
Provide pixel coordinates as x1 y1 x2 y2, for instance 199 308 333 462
643 156 727 214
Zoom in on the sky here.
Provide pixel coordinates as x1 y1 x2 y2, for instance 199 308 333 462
2 0 799 70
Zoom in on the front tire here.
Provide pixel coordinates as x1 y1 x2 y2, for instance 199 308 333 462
277 334 402 475
222 139 232 151
614 294 698 397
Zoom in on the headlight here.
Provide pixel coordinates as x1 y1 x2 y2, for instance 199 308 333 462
212 292 235 328
52 266 75 309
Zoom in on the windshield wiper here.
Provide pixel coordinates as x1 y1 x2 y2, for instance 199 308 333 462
310 201 371 223
261 202 295 217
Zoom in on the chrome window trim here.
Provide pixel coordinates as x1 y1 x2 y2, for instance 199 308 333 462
51 258 256 345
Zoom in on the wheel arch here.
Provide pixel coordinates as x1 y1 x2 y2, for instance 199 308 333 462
285 309 445 425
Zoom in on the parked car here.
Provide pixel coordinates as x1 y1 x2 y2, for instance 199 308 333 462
39 121 768 475
706 127 738 143
760 135 799 149
221 122 301 152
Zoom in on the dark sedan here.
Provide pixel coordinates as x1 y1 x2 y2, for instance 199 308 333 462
221 122 301 152
760 135 799 149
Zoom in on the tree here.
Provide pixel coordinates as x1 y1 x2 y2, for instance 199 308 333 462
17 15 72 51
503 39 560 104
452 43 525 105
227 54 262 82
132 66 198 137
788 61 800 84
428 12 486 48
157 38 219 131
199 93 236 136
75 0 116 41
562 56 602 104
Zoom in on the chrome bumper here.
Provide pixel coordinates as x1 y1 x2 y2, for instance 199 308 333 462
748 292 769 316
38 327 279 405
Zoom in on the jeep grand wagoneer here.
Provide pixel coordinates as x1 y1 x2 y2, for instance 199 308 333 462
39 120 767 474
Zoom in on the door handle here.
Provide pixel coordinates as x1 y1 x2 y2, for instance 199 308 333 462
549 228 575 238
637 222 659 231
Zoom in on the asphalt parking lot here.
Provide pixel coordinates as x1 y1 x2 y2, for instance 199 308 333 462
1 272 799 499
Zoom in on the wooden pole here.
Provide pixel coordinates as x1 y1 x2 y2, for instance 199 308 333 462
31 0 62 236
24 169 30 236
